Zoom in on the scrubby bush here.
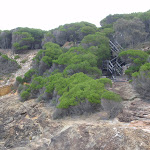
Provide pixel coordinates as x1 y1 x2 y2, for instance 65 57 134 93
99 78 112 87
101 91 122 102
101 91 122 118
132 63 150 100
23 69 36 82
33 42 63 75
16 76 24 84
81 32 109 48
119 50 148 76
20 91 30 101
14 55 20 59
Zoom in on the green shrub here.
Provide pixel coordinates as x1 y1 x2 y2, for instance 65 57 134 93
24 69 36 82
1 54 9 60
140 63 150 71
101 91 122 102
16 76 24 84
33 42 62 68
119 50 148 75
99 78 112 87
20 90 30 101
44 72 112 109
132 72 139 77
30 76 45 90
14 55 20 59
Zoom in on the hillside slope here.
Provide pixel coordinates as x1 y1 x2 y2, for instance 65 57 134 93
0 80 150 150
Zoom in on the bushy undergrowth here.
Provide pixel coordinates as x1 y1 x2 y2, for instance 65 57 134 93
119 50 148 76
101 91 122 102
19 72 114 109
33 42 62 71
16 31 120 116
132 63 150 100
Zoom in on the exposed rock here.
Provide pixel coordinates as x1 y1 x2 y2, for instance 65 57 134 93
0 85 12 96
118 98 150 122
0 93 150 150
49 124 150 150
62 41 75 49
108 81 139 101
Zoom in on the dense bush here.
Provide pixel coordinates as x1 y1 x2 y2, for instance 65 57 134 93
20 90 30 101
113 18 148 48
23 69 36 82
53 46 102 77
32 42 62 75
42 21 97 46
132 63 150 100
119 50 148 76
101 91 122 118
14 55 20 59
101 91 122 102
12 27 45 52
16 76 24 84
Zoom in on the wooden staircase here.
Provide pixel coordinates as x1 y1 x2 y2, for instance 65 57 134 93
102 40 124 77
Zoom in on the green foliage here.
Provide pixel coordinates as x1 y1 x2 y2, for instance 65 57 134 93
45 21 97 46
131 62 150 99
89 45 111 67
45 72 108 108
119 50 149 75
12 27 46 51
101 91 122 102
81 32 109 46
140 63 150 71
33 42 62 67
99 78 112 87
98 27 114 37
14 55 20 59
54 46 102 77
1 54 9 60
24 69 36 82
81 26 96 34
13 42 29 50
20 90 30 101
1 54 18 64
12 32 34 51
100 10 150 26
16 76 24 84
30 76 45 90
81 33 111 66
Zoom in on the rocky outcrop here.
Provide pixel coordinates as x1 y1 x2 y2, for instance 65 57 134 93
0 94 150 150
49 124 150 150
118 98 150 122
